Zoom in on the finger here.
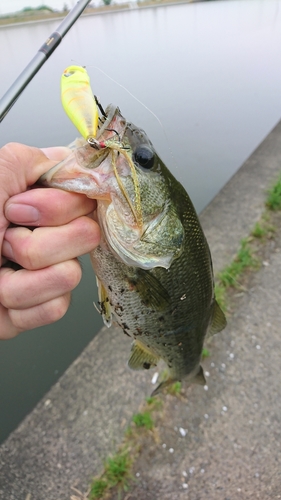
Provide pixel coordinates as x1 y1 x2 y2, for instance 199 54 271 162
0 143 62 193
0 260 82 310
5 188 96 226
0 144 66 248
40 146 71 161
0 304 19 339
2 216 100 270
0 293 71 340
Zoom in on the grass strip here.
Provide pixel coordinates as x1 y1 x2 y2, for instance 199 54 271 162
89 396 163 499
266 174 281 210
214 172 281 314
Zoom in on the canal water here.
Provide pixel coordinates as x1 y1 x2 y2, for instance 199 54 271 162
0 0 281 442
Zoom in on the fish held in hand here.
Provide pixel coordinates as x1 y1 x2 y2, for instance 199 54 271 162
40 66 226 394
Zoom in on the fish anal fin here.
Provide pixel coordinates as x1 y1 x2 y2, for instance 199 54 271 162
207 300 227 338
128 341 159 371
96 277 112 327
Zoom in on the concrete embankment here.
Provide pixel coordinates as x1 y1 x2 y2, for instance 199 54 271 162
0 121 281 500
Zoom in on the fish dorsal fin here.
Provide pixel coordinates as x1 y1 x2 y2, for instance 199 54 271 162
128 341 160 371
207 300 227 338
96 277 112 327
128 269 170 311
192 365 206 386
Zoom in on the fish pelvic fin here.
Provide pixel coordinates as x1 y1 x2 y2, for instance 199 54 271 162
207 300 227 338
96 277 112 327
128 340 160 371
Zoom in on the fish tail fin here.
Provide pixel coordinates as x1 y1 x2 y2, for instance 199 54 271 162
151 365 206 396
192 365 206 386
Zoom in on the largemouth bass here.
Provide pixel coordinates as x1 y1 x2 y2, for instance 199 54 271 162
40 67 226 394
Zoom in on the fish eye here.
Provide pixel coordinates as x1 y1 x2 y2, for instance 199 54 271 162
133 145 154 169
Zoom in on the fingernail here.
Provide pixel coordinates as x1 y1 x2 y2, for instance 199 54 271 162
6 204 40 225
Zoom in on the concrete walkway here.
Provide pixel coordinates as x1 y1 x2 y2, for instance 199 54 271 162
1 121 281 500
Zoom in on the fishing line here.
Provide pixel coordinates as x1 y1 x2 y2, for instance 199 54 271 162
86 65 167 131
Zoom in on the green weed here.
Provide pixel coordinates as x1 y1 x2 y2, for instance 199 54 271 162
166 381 182 395
218 239 257 288
105 452 132 488
89 478 108 499
132 411 154 430
215 282 227 312
125 425 133 438
145 396 163 410
266 174 281 210
89 450 132 499
251 216 275 239
202 347 210 359
251 221 267 238
214 282 227 312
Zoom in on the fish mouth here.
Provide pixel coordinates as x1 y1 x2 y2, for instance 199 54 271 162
39 105 129 198
39 104 145 234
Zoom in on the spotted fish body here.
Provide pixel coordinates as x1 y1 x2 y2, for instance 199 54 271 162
40 68 226 393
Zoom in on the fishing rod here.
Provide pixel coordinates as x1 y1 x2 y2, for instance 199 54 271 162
0 0 92 122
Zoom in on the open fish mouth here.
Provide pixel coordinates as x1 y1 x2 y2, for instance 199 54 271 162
40 105 145 233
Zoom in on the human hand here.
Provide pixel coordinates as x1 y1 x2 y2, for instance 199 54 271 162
0 143 100 339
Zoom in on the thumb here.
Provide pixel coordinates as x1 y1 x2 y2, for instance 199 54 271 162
0 143 67 263
0 143 61 196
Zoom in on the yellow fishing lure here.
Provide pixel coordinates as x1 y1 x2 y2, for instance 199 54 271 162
61 65 98 139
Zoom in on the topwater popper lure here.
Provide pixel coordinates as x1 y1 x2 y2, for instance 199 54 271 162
61 65 99 140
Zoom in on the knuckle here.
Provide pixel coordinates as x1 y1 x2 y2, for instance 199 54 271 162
61 260 82 290
20 239 41 270
0 305 20 339
0 270 15 309
45 294 70 323
8 309 28 332
77 217 100 249
47 260 82 293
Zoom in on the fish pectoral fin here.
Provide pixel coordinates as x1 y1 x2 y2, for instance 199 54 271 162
96 277 112 327
128 269 170 311
192 365 206 386
207 300 227 338
128 341 160 371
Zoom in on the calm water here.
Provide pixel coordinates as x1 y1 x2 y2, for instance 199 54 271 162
1 0 281 442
